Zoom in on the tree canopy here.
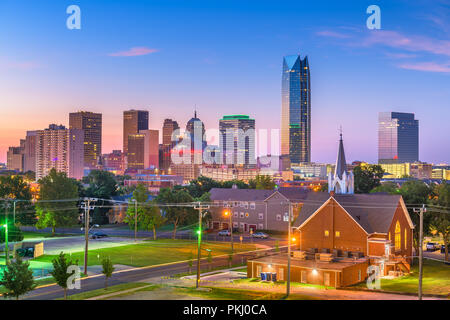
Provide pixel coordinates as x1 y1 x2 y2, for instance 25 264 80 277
353 164 384 193
36 169 80 236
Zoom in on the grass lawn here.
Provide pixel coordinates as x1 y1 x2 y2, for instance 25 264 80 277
173 287 319 300
31 239 257 268
64 282 153 300
234 278 334 290
22 231 76 239
352 258 450 296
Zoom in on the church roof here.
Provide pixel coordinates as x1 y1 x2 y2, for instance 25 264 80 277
335 134 348 179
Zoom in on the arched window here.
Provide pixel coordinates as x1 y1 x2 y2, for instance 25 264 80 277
404 228 407 249
395 221 401 251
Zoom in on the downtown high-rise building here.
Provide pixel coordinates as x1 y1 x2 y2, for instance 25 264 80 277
69 111 102 168
36 124 84 180
127 130 159 170
219 115 255 166
281 54 311 165
378 112 419 164
123 110 149 154
23 131 37 173
162 119 180 147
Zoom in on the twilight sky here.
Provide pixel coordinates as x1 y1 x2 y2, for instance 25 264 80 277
0 0 449 164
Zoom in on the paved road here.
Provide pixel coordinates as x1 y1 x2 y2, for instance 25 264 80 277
22 249 275 300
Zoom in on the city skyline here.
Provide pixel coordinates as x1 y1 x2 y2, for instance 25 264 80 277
0 0 449 164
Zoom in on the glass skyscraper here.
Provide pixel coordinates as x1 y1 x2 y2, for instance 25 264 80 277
378 112 419 164
281 54 311 164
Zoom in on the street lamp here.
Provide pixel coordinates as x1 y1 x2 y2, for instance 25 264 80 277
223 210 233 253
2 223 8 265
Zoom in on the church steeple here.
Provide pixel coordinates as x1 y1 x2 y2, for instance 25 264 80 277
328 130 354 194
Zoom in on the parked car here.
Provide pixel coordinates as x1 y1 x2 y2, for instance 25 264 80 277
426 242 440 251
218 230 231 236
90 231 108 239
441 244 449 254
251 232 269 239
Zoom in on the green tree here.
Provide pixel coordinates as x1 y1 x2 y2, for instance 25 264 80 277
248 175 276 190
0 176 35 225
370 181 400 194
101 257 115 289
50 252 78 300
430 183 450 261
83 170 118 225
221 179 249 189
36 169 79 236
156 188 196 239
0 256 36 300
399 180 432 257
353 164 384 193
124 184 148 229
187 176 221 198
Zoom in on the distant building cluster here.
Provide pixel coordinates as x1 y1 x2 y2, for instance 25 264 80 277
3 54 447 191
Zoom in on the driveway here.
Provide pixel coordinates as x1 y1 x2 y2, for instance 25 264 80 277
25 235 144 255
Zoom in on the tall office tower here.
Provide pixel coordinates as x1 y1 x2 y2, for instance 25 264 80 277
185 111 206 164
141 129 159 169
23 131 37 173
7 146 24 171
127 133 145 169
36 124 84 180
123 110 149 154
162 119 180 147
281 54 311 165
378 112 419 164
219 115 256 166
69 111 102 168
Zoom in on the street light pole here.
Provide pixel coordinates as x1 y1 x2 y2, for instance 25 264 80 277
3 223 8 265
414 204 426 300
133 199 138 242
83 198 92 275
13 200 16 225
194 202 210 289
287 201 292 297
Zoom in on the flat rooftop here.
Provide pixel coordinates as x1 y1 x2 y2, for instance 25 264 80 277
249 254 368 272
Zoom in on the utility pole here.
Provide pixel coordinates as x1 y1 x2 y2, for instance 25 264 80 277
82 198 94 275
4 201 9 264
413 204 426 300
13 200 16 225
194 202 210 288
287 201 292 297
133 199 138 242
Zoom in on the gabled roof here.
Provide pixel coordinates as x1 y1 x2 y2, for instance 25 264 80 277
209 187 409 234
209 188 274 201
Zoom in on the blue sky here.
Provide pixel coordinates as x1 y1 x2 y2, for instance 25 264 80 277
0 0 449 164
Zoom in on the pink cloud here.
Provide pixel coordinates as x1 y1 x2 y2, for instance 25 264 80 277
398 61 450 73
109 47 158 57
316 30 350 39
0 61 40 70
362 30 450 56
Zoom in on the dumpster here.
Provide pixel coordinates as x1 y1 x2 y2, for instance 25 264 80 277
260 272 266 281
271 272 277 282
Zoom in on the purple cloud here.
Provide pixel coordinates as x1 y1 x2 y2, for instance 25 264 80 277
109 47 158 57
398 61 450 73
0 61 40 70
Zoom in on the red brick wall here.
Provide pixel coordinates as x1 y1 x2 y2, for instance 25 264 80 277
387 202 413 260
299 198 368 254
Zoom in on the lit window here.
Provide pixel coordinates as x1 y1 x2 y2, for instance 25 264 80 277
404 228 407 249
395 221 401 251
335 231 340 238
245 212 249 218
324 230 329 237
